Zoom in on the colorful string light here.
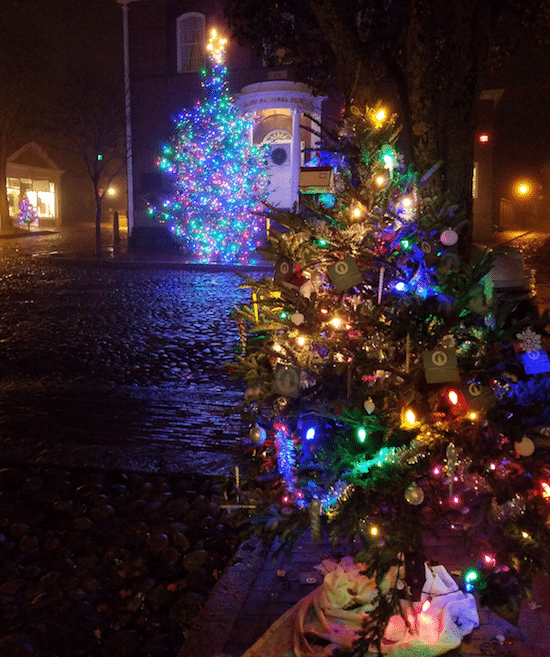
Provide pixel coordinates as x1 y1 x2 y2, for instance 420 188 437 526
156 30 268 264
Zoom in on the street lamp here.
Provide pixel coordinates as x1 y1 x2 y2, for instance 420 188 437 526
513 179 533 200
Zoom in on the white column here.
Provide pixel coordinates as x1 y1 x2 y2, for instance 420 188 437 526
118 0 136 236
290 108 301 208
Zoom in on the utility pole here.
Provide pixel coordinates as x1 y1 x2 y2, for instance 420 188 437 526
117 0 139 239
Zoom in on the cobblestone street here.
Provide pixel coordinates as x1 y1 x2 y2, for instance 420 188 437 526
0 225 548 476
0 225 252 475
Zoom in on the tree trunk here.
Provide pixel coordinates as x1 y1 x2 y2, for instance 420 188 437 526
0 133 12 231
308 0 376 111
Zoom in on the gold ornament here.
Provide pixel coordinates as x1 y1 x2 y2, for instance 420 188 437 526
404 482 424 505
364 398 375 414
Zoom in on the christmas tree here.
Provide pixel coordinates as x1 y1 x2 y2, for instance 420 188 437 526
156 29 268 264
18 195 39 230
229 105 550 648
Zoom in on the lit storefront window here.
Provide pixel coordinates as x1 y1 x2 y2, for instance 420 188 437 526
7 178 56 218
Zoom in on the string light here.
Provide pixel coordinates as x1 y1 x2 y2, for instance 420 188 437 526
402 409 417 428
205 28 228 64
156 29 268 264
448 390 459 405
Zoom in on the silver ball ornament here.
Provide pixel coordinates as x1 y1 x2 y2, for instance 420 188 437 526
440 227 459 247
249 424 267 445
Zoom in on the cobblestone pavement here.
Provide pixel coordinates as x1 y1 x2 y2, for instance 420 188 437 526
0 226 548 477
0 225 254 475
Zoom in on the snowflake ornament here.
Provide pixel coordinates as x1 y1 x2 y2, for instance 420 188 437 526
516 327 542 353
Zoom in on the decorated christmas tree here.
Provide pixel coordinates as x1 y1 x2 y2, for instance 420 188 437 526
18 195 39 230
155 29 268 264
229 105 550 650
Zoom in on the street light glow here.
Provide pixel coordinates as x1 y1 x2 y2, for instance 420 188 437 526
513 180 533 199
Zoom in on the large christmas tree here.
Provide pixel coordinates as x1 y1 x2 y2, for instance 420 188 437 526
229 105 550 649
156 29 268 264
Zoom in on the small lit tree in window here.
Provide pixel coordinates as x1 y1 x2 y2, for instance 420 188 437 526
18 195 39 231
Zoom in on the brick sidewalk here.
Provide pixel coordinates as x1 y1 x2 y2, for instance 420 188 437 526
182 527 550 657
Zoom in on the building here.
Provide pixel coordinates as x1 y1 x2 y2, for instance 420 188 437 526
123 0 327 241
122 0 500 244
7 142 63 229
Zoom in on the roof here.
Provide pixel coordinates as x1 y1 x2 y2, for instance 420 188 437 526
8 141 61 171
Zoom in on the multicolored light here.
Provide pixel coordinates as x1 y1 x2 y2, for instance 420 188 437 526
156 29 268 264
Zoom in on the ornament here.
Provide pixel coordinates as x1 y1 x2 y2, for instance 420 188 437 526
327 257 362 292
514 436 535 457
299 280 314 298
291 312 305 326
516 327 542 353
274 257 294 284
249 424 266 445
461 380 496 412
519 349 550 375
420 240 438 267
422 348 460 384
440 227 458 247
237 317 247 355
439 250 461 272
404 482 424 505
273 364 301 398
363 398 375 414
310 270 324 288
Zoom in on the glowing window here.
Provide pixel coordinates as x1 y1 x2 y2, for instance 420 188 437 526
177 13 205 73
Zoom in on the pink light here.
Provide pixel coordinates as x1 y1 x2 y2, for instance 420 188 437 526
433 466 441 476
452 495 461 505
421 599 431 612
483 554 496 567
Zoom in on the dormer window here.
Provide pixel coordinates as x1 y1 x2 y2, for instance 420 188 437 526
177 12 205 73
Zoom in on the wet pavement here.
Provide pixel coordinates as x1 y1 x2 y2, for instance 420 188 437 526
0 225 548 477
0 225 254 475
0 224 549 657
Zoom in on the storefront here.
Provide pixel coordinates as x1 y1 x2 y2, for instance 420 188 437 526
7 142 62 229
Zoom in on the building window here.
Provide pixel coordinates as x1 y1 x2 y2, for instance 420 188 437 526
7 177 56 218
177 13 205 73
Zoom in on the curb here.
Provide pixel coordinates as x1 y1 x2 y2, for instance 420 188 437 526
179 535 268 657
35 253 273 273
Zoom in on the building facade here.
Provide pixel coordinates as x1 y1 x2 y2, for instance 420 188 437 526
7 142 63 229
123 0 499 243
